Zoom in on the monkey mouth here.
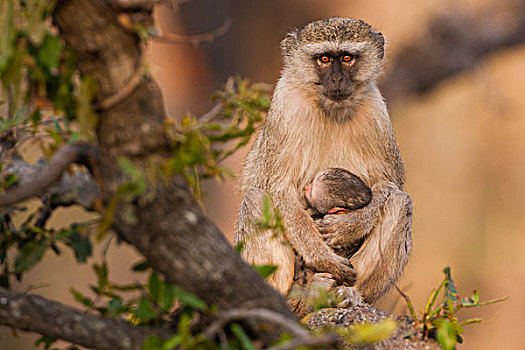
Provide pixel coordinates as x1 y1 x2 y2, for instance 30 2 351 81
323 90 351 102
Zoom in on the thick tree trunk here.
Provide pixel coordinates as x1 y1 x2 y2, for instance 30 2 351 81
53 0 295 336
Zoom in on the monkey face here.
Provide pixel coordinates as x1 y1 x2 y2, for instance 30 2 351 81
279 18 385 121
314 52 358 102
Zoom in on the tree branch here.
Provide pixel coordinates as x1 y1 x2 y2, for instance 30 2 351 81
0 287 172 350
151 19 232 46
53 1 296 345
0 142 101 209
383 2 525 100
203 308 338 350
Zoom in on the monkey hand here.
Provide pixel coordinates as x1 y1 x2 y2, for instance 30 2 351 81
315 183 391 248
315 211 372 248
312 251 357 286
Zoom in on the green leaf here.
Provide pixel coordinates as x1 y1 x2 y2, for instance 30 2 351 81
93 263 108 290
133 297 157 322
141 335 164 350
252 264 278 279
234 241 244 253
132 260 150 272
35 335 58 350
70 288 94 308
14 239 49 272
107 298 124 317
161 335 182 350
30 107 42 128
471 290 479 304
436 319 458 350
148 272 163 305
76 77 97 140
37 35 62 70
70 230 92 263
0 0 15 72
160 282 176 311
230 323 256 350
3 173 18 187
338 318 397 344
173 286 207 311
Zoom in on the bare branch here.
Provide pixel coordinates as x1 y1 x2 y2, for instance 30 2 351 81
109 0 173 11
199 102 223 123
204 308 338 350
94 63 146 111
0 287 171 350
151 19 232 46
204 308 311 339
0 142 100 208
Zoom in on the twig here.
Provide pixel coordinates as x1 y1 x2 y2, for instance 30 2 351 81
6 87 14 119
94 64 147 111
203 307 338 350
0 142 99 208
151 19 231 46
199 102 223 123
204 308 309 340
395 284 417 320
109 0 173 11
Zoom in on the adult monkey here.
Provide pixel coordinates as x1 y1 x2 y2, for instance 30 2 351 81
235 18 412 308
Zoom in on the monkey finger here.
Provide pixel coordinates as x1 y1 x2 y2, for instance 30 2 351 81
330 255 357 286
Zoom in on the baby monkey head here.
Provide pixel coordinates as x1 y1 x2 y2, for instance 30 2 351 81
305 168 372 216
280 18 385 120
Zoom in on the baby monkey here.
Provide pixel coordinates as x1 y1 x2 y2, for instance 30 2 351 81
290 168 372 316
305 168 372 217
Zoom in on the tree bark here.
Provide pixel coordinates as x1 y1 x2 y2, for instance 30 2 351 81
52 0 295 338
0 287 172 350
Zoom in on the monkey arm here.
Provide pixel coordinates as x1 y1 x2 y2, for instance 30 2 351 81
315 183 392 248
273 190 357 286
352 185 412 303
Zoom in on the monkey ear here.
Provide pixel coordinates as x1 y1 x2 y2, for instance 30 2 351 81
374 31 385 60
280 29 301 56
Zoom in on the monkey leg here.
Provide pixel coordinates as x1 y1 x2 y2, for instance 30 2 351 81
289 272 363 317
235 188 295 295
273 190 357 286
351 185 412 304
288 272 336 318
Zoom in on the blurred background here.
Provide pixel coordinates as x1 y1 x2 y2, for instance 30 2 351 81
2 0 525 348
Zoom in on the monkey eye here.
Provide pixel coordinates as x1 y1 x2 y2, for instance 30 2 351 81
340 55 355 63
317 55 332 64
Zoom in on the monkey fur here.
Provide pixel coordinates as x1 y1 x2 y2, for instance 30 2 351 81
235 18 412 313
305 167 372 217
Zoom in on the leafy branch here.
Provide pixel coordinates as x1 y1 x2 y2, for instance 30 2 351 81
399 266 506 350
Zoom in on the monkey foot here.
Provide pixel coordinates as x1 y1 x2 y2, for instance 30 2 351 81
333 286 363 308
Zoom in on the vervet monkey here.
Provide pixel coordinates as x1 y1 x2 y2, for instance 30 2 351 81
235 18 412 307
305 167 371 217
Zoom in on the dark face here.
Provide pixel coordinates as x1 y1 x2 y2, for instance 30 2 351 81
314 52 358 102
